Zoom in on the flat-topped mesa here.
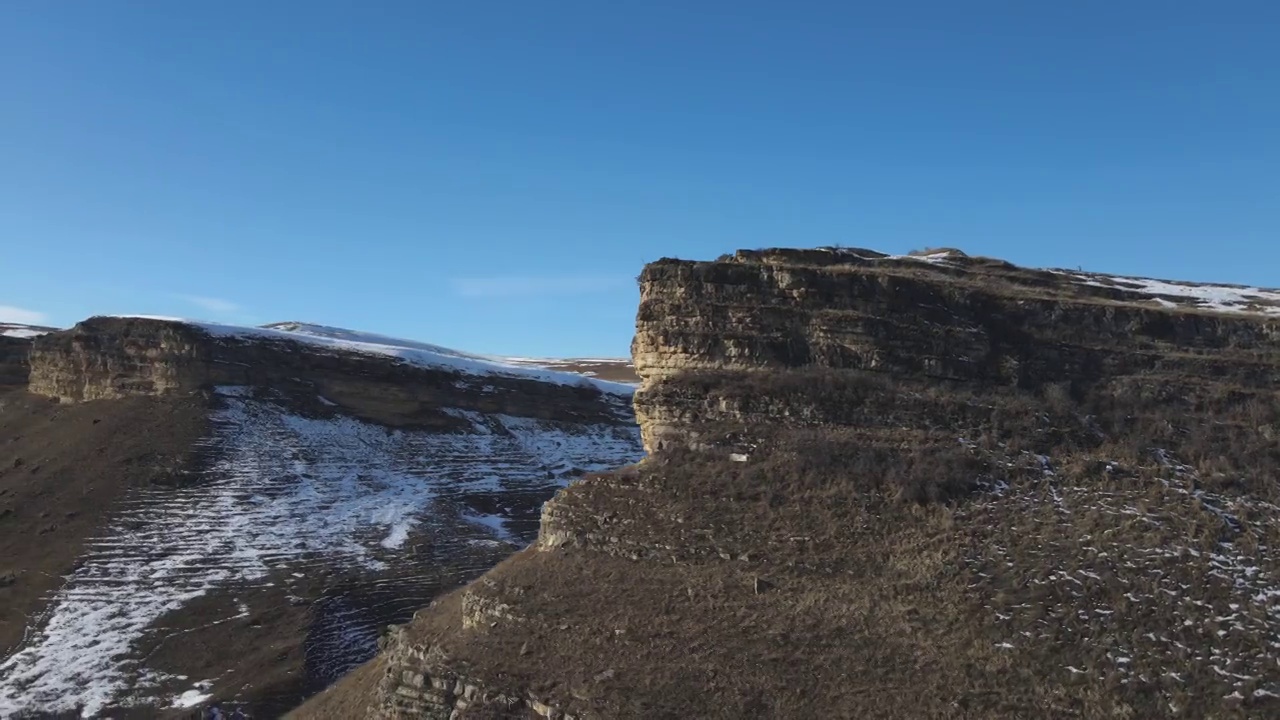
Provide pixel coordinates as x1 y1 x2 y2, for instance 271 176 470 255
29 317 635 427
632 247 1280 452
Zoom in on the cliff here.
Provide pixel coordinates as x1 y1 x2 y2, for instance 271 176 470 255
296 247 1280 719
631 247 1279 454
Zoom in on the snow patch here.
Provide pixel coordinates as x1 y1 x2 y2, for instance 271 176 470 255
380 521 415 550
460 512 512 541
0 328 48 339
171 688 211 709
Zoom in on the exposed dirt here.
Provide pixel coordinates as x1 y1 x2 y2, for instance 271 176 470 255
0 389 209 657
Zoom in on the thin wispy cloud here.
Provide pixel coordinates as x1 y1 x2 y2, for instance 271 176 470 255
451 275 629 299
175 294 240 314
0 305 48 325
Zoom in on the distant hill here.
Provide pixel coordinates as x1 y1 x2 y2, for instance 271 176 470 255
261 321 639 384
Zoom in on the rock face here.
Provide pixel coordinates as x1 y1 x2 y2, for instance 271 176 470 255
300 248 1280 719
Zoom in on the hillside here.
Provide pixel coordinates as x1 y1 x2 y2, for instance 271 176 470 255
297 248 1280 719
260 323 639 384
0 317 642 718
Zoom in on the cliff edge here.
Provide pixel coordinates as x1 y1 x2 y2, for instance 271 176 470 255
299 248 1280 719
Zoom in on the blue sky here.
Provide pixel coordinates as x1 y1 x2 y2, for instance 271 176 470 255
2 2 1277 357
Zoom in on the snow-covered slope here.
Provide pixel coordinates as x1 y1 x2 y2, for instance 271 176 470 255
820 248 1280 317
261 322 505 364
0 386 643 717
1058 272 1280 316
265 321 638 384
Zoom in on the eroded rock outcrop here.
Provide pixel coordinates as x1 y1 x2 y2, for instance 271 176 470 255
296 249 1280 720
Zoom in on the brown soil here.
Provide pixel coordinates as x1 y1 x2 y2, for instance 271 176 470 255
0 388 209 657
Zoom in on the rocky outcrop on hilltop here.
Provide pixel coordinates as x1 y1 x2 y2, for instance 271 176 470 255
299 248 1280 719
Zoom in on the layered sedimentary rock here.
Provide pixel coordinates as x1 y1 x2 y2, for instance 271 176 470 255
297 249 1280 719
632 248 1280 452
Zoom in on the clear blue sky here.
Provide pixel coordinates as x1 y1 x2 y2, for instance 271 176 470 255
2 2 1277 357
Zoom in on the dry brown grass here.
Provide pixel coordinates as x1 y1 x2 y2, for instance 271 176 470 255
329 365 1280 719
300 244 1280 717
